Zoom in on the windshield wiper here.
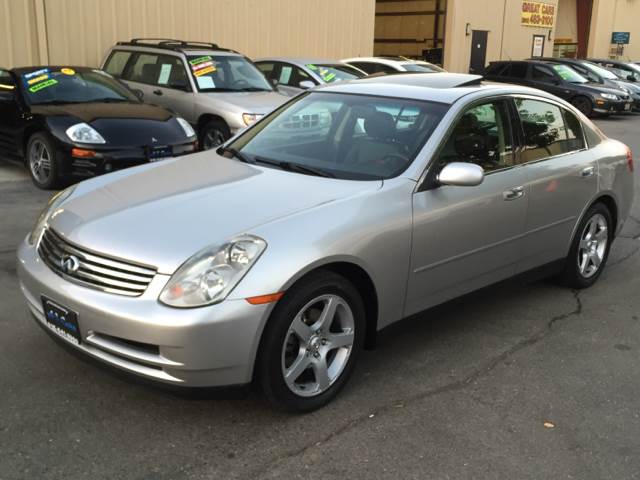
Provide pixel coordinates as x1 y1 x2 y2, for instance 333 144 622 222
253 156 334 178
236 87 272 92
85 98 130 103
217 146 255 164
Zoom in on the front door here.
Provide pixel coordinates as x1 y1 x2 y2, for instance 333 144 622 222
469 31 488 75
406 99 529 316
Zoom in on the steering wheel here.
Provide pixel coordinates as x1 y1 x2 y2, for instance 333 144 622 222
380 153 409 170
231 79 250 88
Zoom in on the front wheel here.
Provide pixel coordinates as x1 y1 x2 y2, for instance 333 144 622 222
560 203 612 288
571 96 594 118
198 119 230 150
257 271 365 412
26 132 61 190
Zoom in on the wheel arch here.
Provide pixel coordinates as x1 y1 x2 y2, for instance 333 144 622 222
567 192 619 256
196 113 229 132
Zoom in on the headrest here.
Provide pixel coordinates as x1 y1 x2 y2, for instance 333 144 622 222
364 111 396 140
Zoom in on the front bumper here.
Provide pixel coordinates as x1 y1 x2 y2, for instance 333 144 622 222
59 141 197 178
593 97 633 114
17 239 272 387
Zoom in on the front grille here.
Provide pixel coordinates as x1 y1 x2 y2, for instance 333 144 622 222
38 228 157 297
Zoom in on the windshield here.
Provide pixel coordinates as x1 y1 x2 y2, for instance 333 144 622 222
21 68 137 105
306 64 366 83
552 64 588 83
609 66 640 81
187 55 272 92
229 91 448 180
402 62 445 73
582 62 618 80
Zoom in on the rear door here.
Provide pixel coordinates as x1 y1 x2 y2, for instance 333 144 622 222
120 52 196 122
513 97 597 272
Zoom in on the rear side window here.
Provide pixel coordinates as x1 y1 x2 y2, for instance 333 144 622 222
506 63 528 79
515 98 584 163
123 53 190 90
485 63 507 76
349 62 396 74
104 50 132 77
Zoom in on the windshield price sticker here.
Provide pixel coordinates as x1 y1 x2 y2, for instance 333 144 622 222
28 79 58 93
24 68 50 85
190 56 217 76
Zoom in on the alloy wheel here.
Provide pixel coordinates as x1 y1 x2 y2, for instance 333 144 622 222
202 129 226 150
281 294 355 397
29 140 52 184
577 213 608 278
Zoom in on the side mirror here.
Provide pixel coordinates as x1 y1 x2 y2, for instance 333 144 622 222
270 78 279 87
438 162 484 187
132 89 144 100
299 80 315 90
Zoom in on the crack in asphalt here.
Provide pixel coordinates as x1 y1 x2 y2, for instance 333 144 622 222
251 291 583 479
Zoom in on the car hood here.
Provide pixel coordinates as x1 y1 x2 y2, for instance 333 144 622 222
580 83 628 97
33 102 190 147
201 91 287 114
50 152 382 273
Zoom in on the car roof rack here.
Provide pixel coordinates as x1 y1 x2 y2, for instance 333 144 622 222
116 38 238 53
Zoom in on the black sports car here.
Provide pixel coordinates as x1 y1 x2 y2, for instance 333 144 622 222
0 66 197 189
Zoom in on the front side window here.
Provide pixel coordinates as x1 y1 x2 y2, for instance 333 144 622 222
307 64 365 83
433 100 515 173
552 64 588 83
531 65 557 83
229 92 448 180
104 50 132 77
516 98 575 162
277 64 313 88
124 53 190 90
20 68 138 105
0 69 15 92
186 55 272 92
402 62 445 73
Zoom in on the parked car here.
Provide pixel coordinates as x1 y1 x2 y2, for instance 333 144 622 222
18 73 634 411
0 66 197 189
536 57 640 111
588 59 640 83
342 56 445 75
484 60 632 117
255 58 366 96
101 39 288 150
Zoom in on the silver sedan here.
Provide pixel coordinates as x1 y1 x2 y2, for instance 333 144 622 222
18 73 634 411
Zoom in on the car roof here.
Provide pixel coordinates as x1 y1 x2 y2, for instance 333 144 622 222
255 58 349 67
112 39 241 57
342 56 432 67
11 65 94 74
317 72 553 104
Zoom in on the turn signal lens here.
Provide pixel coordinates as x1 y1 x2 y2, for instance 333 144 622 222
627 147 634 172
246 292 284 305
71 148 96 158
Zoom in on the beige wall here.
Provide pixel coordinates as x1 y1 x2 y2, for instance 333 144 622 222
554 0 577 42
588 0 640 60
444 0 558 73
1 0 375 69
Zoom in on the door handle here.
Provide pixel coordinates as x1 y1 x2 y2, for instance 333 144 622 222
580 166 595 178
503 186 525 201
153 89 163 96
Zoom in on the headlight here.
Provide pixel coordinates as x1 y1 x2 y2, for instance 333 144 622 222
176 117 196 138
65 122 106 144
600 93 619 100
28 186 76 245
159 235 267 308
242 113 264 126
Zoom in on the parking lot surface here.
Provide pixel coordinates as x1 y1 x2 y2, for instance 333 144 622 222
1 115 639 480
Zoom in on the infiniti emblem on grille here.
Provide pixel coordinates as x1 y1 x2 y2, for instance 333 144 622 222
60 255 80 274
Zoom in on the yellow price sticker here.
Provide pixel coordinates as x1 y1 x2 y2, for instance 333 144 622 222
61 68 75 75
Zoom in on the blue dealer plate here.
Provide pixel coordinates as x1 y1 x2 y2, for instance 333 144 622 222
42 296 81 345
148 145 173 160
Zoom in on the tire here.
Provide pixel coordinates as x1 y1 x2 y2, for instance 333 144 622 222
257 270 366 412
571 96 594 118
560 202 613 289
198 119 230 150
26 132 61 190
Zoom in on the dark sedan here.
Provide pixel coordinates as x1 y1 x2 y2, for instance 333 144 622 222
0 66 197 189
484 60 632 117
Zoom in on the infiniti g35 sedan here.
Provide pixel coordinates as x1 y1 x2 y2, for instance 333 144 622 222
17 73 634 411
0 66 197 189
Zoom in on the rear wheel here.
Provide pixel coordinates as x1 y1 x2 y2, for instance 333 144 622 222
198 119 230 150
571 96 594 118
26 132 60 190
257 271 365 412
560 203 612 288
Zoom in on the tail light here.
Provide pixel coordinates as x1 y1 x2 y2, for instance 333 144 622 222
627 147 634 173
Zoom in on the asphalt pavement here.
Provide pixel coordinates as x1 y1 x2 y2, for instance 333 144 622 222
1 115 639 480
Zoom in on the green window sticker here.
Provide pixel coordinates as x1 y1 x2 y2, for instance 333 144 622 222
189 56 212 66
28 79 58 93
307 64 318 71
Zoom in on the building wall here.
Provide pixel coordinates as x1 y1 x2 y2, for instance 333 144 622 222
588 0 640 60
443 0 559 73
0 0 375 68
554 0 577 42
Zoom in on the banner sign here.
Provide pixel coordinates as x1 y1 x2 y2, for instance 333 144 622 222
521 1 555 28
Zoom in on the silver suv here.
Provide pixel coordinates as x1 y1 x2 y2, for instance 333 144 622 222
102 39 288 149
